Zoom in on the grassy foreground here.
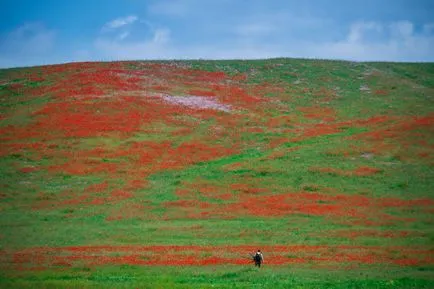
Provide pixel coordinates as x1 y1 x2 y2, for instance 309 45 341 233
2 265 434 288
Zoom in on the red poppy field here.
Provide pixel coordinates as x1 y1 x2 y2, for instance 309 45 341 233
0 59 433 288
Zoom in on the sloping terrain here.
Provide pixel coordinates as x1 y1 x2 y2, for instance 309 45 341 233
0 59 433 288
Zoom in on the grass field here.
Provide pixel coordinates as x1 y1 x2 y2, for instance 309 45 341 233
0 58 433 288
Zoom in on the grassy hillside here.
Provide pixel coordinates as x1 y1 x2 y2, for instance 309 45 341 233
0 58 433 288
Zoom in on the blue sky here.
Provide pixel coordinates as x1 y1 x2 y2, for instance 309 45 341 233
1 0 434 68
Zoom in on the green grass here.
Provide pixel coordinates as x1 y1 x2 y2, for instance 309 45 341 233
1 58 433 288
1 266 434 288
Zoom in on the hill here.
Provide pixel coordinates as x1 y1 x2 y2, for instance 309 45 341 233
1 59 434 288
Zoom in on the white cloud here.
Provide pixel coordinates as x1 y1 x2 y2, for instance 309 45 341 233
347 21 383 43
93 18 434 62
2 16 434 69
95 28 173 59
389 21 413 38
0 22 56 54
152 28 170 44
304 20 434 62
0 22 57 68
103 15 138 30
118 31 130 40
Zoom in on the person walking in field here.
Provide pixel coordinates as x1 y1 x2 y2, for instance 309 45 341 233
253 249 264 267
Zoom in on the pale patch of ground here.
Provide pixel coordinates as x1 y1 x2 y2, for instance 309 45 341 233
359 84 371 93
156 94 232 112
63 88 234 112
361 152 374 159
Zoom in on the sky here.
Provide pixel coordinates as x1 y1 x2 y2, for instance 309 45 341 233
1 0 434 68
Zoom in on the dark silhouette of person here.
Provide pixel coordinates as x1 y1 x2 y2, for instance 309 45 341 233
253 249 264 267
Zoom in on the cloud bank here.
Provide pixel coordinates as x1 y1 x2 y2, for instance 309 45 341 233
1 2 433 68
93 17 434 62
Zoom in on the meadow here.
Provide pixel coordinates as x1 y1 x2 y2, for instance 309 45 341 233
0 58 433 288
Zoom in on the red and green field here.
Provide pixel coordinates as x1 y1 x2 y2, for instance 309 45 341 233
0 59 433 288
